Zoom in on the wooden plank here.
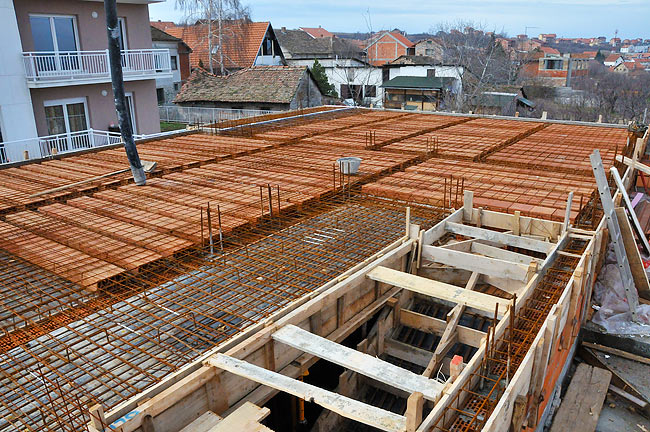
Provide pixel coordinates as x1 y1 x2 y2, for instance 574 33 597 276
179 411 222 432
611 167 650 255
423 272 478 378
549 364 611 432
272 324 443 401
209 402 271 432
470 242 542 265
367 266 509 314
207 354 406 432
421 245 530 281
614 207 650 299
582 342 650 366
445 222 554 254
399 309 484 348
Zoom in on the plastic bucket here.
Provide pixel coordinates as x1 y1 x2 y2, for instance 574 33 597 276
337 157 362 175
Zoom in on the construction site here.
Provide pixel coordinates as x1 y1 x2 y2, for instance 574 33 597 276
0 106 648 432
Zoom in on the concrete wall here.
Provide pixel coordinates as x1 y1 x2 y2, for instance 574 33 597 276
290 72 323 109
14 0 153 52
0 0 38 143
30 80 160 135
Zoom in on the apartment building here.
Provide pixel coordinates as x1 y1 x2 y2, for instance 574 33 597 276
0 0 171 163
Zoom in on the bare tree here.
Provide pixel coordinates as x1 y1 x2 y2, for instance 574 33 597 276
431 21 516 112
176 0 250 75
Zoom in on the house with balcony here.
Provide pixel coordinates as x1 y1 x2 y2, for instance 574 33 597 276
0 0 171 164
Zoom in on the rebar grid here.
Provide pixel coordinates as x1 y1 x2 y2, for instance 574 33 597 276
0 195 445 432
430 239 588 432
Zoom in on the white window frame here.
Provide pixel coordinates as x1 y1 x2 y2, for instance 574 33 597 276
44 97 90 135
118 17 128 50
29 14 81 53
125 92 137 134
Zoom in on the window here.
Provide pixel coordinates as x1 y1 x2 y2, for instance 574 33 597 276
171 56 178 71
156 88 165 105
173 83 180 91
30 15 78 52
118 18 128 50
30 15 79 72
44 98 89 151
125 93 136 134
44 99 88 135
382 68 390 83
261 37 273 55
340 84 362 100
543 59 563 70
364 85 376 98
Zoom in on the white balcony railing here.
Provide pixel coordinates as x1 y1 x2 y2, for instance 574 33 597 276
23 49 172 85
0 129 132 165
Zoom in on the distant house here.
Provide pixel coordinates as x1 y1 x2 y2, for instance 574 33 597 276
473 88 535 116
383 55 464 95
365 31 415 66
538 33 557 43
174 66 323 111
277 27 382 106
381 76 456 111
612 60 646 74
521 50 589 87
604 54 624 67
151 26 192 105
152 20 285 73
299 26 334 38
413 39 444 61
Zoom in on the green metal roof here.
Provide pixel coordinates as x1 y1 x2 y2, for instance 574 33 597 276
380 76 456 90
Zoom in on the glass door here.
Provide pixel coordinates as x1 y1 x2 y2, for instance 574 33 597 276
30 15 79 74
44 99 89 152
125 93 137 134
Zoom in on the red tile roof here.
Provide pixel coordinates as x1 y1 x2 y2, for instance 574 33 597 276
605 54 621 62
153 20 271 71
539 46 560 55
300 27 333 38
388 31 415 48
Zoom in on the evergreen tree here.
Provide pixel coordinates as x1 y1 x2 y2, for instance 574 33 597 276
311 60 338 97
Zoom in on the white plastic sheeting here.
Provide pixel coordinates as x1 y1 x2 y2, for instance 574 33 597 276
592 244 650 334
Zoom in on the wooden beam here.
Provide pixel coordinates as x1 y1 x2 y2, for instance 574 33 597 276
470 242 542 266
445 222 554 254
421 245 530 281
405 392 424 432
367 266 509 315
210 402 271 432
207 354 406 432
272 325 443 401
399 309 485 348
422 272 478 378
615 207 650 299
616 154 650 176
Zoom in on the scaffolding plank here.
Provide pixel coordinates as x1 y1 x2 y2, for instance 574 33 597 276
445 222 554 254
206 354 406 432
272 324 443 401
367 266 509 314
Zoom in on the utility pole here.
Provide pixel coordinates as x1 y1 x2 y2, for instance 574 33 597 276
104 0 146 185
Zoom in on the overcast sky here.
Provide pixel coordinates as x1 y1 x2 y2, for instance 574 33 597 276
148 0 649 40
